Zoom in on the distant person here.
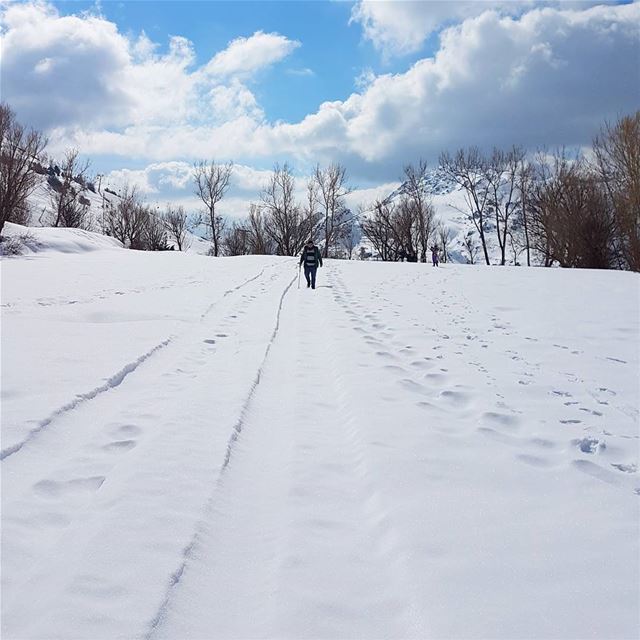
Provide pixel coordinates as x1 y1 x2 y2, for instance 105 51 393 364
406 249 418 263
431 245 439 267
299 239 323 289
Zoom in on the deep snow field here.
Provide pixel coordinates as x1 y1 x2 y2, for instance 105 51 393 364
1 226 639 640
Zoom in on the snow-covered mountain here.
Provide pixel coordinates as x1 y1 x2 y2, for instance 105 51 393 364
2 228 638 639
383 166 459 202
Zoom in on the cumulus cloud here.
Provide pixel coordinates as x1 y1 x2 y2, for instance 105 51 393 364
57 1 639 184
0 2 297 133
0 1 132 129
283 2 640 170
203 31 301 77
349 0 620 57
2 1 637 189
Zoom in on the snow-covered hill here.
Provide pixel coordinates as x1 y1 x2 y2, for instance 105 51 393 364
20 171 211 255
2 222 124 254
2 228 638 639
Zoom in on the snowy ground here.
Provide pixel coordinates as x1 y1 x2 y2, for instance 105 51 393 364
2 231 639 639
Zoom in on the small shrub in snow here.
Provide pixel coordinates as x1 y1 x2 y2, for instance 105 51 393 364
0 231 36 256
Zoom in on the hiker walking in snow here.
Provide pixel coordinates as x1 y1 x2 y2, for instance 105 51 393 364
299 239 323 289
431 245 439 267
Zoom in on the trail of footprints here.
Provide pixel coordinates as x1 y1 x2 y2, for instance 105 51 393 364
331 271 637 494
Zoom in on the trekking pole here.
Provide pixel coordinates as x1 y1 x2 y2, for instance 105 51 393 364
297 264 301 289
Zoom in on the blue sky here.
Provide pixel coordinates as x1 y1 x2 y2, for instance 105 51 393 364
2 0 638 214
50 0 439 124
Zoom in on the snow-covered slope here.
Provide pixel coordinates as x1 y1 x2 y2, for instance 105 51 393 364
2 222 124 254
20 172 212 255
1 229 638 639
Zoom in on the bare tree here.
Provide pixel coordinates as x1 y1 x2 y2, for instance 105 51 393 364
395 196 419 259
314 163 352 257
50 149 91 229
302 178 323 243
592 111 640 271
440 147 492 264
103 185 149 249
143 209 169 250
340 216 359 259
193 159 233 257
529 151 617 269
435 220 454 263
247 203 274 254
517 160 534 266
224 220 251 256
360 199 406 261
462 230 480 265
163 205 190 251
486 147 525 265
0 103 48 233
261 163 306 256
402 160 435 262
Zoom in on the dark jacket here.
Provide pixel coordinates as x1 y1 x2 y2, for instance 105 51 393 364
300 245 323 268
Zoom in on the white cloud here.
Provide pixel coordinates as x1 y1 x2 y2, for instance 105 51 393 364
349 0 619 57
0 1 132 129
286 67 315 77
3 1 637 190
203 31 301 77
354 67 376 90
0 2 297 134
283 2 640 166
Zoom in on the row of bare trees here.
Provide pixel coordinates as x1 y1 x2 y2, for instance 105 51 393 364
438 112 639 270
3 98 637 270
102 186 192 251
359 161 453 263
194 160 357 258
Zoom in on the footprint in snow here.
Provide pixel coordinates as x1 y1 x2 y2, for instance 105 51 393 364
424 373 447 385
611 463 637 474
34 476 106 498
203 339 216 345
398 378 428 394
480 411 521 430
579 408 603 416
516 453 554 468
598 387 617 396
572 437 606 454
439 389 473 408
107 424 142 438
101 439 137 454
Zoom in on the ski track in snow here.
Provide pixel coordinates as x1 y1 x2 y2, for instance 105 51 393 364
144 272 296 638
2 257 638 639
0 338 173 461
1 261 297 638
1 263 276 462
149 266 427 639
